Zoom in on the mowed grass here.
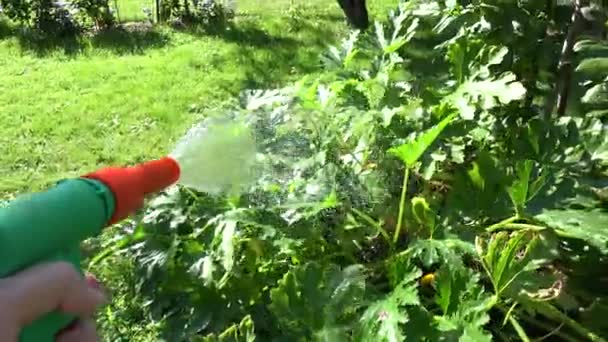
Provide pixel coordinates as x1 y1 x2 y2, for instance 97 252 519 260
0 0 396 196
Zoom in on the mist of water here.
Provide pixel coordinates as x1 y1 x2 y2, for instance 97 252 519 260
169 116 258 195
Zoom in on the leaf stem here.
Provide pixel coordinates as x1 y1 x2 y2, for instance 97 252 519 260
486 221 587 241
485 216 518 232
497 304 578 342
535 301 607 342
511 309 578 342
393 167 410 245
537 323 565 342
183 186 202 202
508 315 531 342
486 223 546 233
351 208 392 248
502 302 518 327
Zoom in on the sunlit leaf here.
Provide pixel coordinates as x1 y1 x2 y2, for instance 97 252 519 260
201 315 256 342
433 262 493 341
213 218 237 272
435 264 473 315
576 57 608 79
477 231 541 296
269 263 367 337
536 209 608 254
582 83 608 105
507 160 533 214
460 324 492 342
357 265 421 342
411 196 437 237
388 114 456 167
445 73 526 120
468 161 485 190
406 239 474 271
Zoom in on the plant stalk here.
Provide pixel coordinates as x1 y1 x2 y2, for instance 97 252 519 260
485 216 519 232
393 167 410 245
486 223 546 233
511 310 579 342
552 0 588 117
485 222 587 241
535 301 607 342
508 315 531 342
351 208 392 247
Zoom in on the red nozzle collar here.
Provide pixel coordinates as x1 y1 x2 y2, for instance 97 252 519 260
83 157 180 225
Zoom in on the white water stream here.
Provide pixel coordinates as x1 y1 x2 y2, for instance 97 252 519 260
169 116 258 195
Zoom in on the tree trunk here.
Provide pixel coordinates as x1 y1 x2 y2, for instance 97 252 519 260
337 0 369 30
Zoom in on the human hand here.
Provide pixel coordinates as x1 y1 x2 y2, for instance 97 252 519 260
0 262 107 342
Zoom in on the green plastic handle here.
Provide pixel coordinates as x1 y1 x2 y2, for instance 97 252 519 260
0 178 115 342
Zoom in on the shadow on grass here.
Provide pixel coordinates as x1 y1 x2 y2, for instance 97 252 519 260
177 16 344 90
0 18 13 39
0 6 346 57
91 23 170 54
0 20 169 57
237 9 346 23
174 18 299 48
1 10 346 90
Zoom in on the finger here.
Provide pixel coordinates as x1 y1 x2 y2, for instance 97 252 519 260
56 319 99 342
0 262 106 327
85 274 111 304
85 274 103 292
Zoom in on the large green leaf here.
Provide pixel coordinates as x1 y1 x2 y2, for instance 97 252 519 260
388 114 456 167
507 160 533 214
582 83 608 106
579 298 608 338
375 11 419 54
444 149 513 219
444 73 526 120
219 219 237 272
434 296 493 341
406 239 475 271
574 40 608 59
356 265 421 342
460 325 493 342
536 209 608 254
435 264 471 315
581 120 608 166
269 262 367 338
476 231 541 296
433 262 493 341
200 315 256 342
507 160 548 216
576 58 608 79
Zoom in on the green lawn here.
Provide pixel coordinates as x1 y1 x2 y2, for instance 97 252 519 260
0 0 396 197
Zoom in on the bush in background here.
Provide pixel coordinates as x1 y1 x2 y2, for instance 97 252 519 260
159 0 234 30
0 0 113 35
